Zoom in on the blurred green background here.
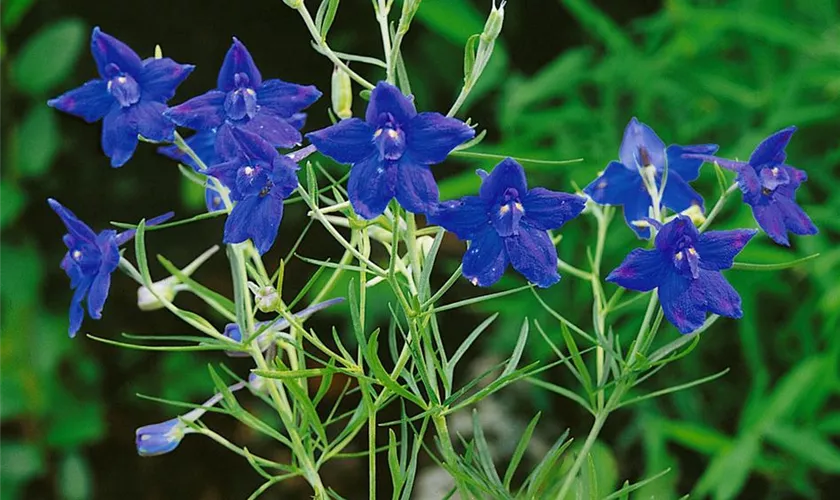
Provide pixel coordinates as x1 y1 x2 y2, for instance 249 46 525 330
2 0 839 498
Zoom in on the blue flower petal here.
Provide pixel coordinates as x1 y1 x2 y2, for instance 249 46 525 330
256 79 321 117
697 270 743 319
505 223 559 288
47 79 114 123
479 158 527 203
223 195 284 254
205 185 225 212
240 110 302 148
138 57 194 102
394 159 439 215
660 173 704 213
86 269 111 320
428 196 489 240
583 161 642 207
521 188 586 231
654 216 699 253
90 27 143 78
165 90 227 131
365 81 416 126
287 112 307 130
619 117 666 170
347 155 396 219
132 101 175 142
749 126 795 167
217 38 262 92
752 202 789 246
606 248 666 292
270 156 301 199
658 270 707 334
48 198 98 242
695 229 757 271
775 166 807 198
622 190 654 239
306 118 375 164
136 418 185 457
462 228 507 287
101 109 140 167
68 278 92 338
404 112 474 165
666 144 718 182
229 127 279 163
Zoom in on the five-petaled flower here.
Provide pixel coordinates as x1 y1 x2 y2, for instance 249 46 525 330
682 127 817 246
584 117 718 239
306 81 475 219
607 215 756 334
49 198 173 337
429 158 585 288
206 128 299 254
48 27 194 167
165 37 320 152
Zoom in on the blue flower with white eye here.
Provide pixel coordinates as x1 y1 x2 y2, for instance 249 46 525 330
165 38 320 152
682 127 818 246
48 27 194 167
607 215 756 334
49 198 173 337
429 158 586 288
306 81 475 219
584 117 718 239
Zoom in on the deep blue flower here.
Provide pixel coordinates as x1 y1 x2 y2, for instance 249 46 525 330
205 128 299 254
429 158 585 288
306 81 475 219
157 131 227 212
584 117 718 239
165 38 320 152
607 216 756 334
48 27 194 167
682 127 817 246
136 381 246 456
49 198 173 337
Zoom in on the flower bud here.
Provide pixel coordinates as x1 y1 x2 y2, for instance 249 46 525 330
136 418 188 457
678 203 706 226
248 282 281 313
482 1 506 42
331 65 353 120
282 0 303 8
137 276 178 311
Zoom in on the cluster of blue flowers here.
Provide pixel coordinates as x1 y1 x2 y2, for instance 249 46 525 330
48 30 818 382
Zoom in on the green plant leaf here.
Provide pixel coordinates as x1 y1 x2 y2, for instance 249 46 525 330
15 105 60 177
12 18 87 94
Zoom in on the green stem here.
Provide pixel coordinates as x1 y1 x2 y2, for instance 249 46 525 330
374 0 394 83
555 407 610 498
699 182 739 232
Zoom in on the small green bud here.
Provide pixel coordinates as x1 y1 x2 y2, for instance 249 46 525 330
248 282 281 313
482 1 505 41
331 65 353 120
154 44 163 59
137 277 178 311
283 0 304 8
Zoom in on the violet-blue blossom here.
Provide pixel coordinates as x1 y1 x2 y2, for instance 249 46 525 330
683 127 817 246
49 198 173 337
584 117 718 238
165 38 320 152
306 81 475 219
429 158 585 288
607 216 756 334
206 128 299 254
48 27 194 167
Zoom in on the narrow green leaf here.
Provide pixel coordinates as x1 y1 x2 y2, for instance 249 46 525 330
447 313 498 380
502 319 528 377
503 412 540 489
732 253 819 271
463 34 480 79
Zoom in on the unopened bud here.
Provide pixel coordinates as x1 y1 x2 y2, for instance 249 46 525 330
482 1 506 41
154 44 163 59
248 282 281 313
417 236 435 257
283 0 303 9
678 204 706 226
137 276 178 311
331 65 353 119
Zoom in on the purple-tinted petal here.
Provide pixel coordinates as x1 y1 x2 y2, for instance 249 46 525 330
217 38 262 91
583 161 641 206
157 130 219 170
655 216 699 253
404 112 474 165
90 27 143 78
136 418 186 457
206 159 242 193
697 270 743 319
775 195 818 238
306 118 375 164
86 270 111 320
229 127 279 163
505 223 559 288
749 127 795 167
462 227 507 287
347 155 396 219
114 211 176 246
736 163 763 205
660 173 704 213
619 117 666 170
666 144 718 182
165 90 227 131
752 202 789 246
658 270 706 334
365 81 417 126
479 158 528 203
138 58 194 102
205 185 226 212
521 188 586 231
101 109 139 167
131 101 175 142
270 156 301 199
394 159 439 215
622 190 655 239
68 278 92 338
606 248 667 292
696 229 757 271
48 198 97 243
240 110 301 148
224 195 283 254
48 79 114 123
682 154 749 172
759 166 790 191
256 79 321 116
288 112 307 130
776 165 807 198
428 196 490 240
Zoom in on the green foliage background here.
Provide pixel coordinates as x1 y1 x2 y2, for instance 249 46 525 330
1 0 838 498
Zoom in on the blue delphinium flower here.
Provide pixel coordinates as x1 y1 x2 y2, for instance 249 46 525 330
306 81 475 219
682 127 817 246
165 38 320 151
607 215 756 334
48 27 194 167
584 117 718 238
429 158 585 288
206 128 299 254
49 199 173 337
136 381 246 456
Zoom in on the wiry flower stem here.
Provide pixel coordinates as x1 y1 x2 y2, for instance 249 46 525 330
700 182 740 232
